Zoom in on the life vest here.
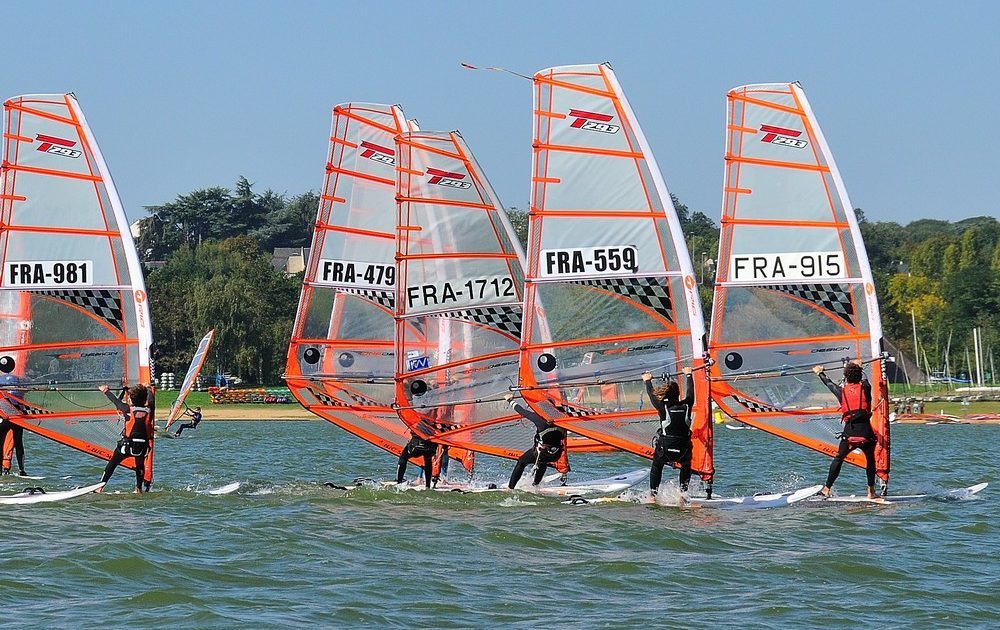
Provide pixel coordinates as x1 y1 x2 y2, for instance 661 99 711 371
839 383 871 418
838 382 874 444
431 445 448 478
123 407 150 440
553 445 570 474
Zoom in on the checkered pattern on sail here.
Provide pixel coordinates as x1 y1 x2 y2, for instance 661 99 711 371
571 277 674 324
308 387 344 408
554 400 604 417
761 283 854 326
430 306 522 338
342 288 394 310
729 393 780 414
343 389 381 407
4 396 54 416
34 290 124 332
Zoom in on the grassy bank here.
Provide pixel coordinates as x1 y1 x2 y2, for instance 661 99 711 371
153 390 310 420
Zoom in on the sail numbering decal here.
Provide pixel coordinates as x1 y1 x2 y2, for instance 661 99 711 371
405 275 516 309
729 252 845 282
539 246 639 278
4 261 94 287
315 259 395 288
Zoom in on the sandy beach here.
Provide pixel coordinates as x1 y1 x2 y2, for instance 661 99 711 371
199 406 314 421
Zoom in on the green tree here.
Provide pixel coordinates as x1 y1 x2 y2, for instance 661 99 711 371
148 237 299 384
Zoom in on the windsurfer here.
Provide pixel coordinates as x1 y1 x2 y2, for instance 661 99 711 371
0 376 28 476
813 363 878 499
174 407 203 436
644 367 694 499
95 384 154 494
0 418 25 476
504 393 567 489
396 432 436 489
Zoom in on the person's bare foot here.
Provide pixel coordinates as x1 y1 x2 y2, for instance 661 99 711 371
95 486 104 494
134 488 142 495
820 486 831 497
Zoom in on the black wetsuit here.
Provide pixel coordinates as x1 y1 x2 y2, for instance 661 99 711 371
0 418 25 475
819 373 876 489
647 375 694 492
507 400 565 489
175 410 202 436
100 391 151 491
397 434 436 488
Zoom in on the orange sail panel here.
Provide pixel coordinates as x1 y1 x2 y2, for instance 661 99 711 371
394 130 531 459
0 94 154 473
708 83 889 484
520 64 712 477
284 103 421 457
164 329 214 428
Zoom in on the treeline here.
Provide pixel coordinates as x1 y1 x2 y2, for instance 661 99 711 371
138 178 995 384
138 178 309 383
860 213 1000 376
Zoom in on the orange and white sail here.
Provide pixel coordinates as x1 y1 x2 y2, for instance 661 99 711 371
164 329 214 428
0 94 153 474
394 130 532 459
519 64 713 478
284 103 419 457
709 83 889 485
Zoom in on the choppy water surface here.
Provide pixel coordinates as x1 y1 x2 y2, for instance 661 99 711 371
1 421 997 627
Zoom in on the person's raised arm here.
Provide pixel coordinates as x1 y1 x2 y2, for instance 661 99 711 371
642 373 665 413
504 393 548 431
98 384 130 415
812 366 841 399
680 367 694 407
862 379 872 408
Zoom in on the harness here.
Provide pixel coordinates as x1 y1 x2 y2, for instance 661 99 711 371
659 402 692 438
653 401 692 462
408 436 436 457
535 425 563 456
119 407 150 457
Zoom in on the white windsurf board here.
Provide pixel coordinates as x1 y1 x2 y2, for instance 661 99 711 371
0 482 105 505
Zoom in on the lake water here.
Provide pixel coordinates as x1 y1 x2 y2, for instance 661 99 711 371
1 420 996 627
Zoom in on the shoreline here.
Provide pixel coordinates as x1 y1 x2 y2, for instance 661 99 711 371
194 406 1000 424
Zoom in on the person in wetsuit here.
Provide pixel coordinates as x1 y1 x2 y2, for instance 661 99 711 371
174 407 203 436
96 384 154 494
814 362 878 499
396 431 437 489
0 417 25 476
504 393 567 490
0 376 28 476
644 367 694 498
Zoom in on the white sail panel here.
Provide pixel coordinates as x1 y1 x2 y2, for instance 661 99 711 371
164 329 214 427
520 64 712 477
394 130 531 459
0 94 152 472
284 103 418 457
709 83 889 483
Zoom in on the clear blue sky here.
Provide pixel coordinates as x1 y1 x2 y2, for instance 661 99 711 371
3 1 995 225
